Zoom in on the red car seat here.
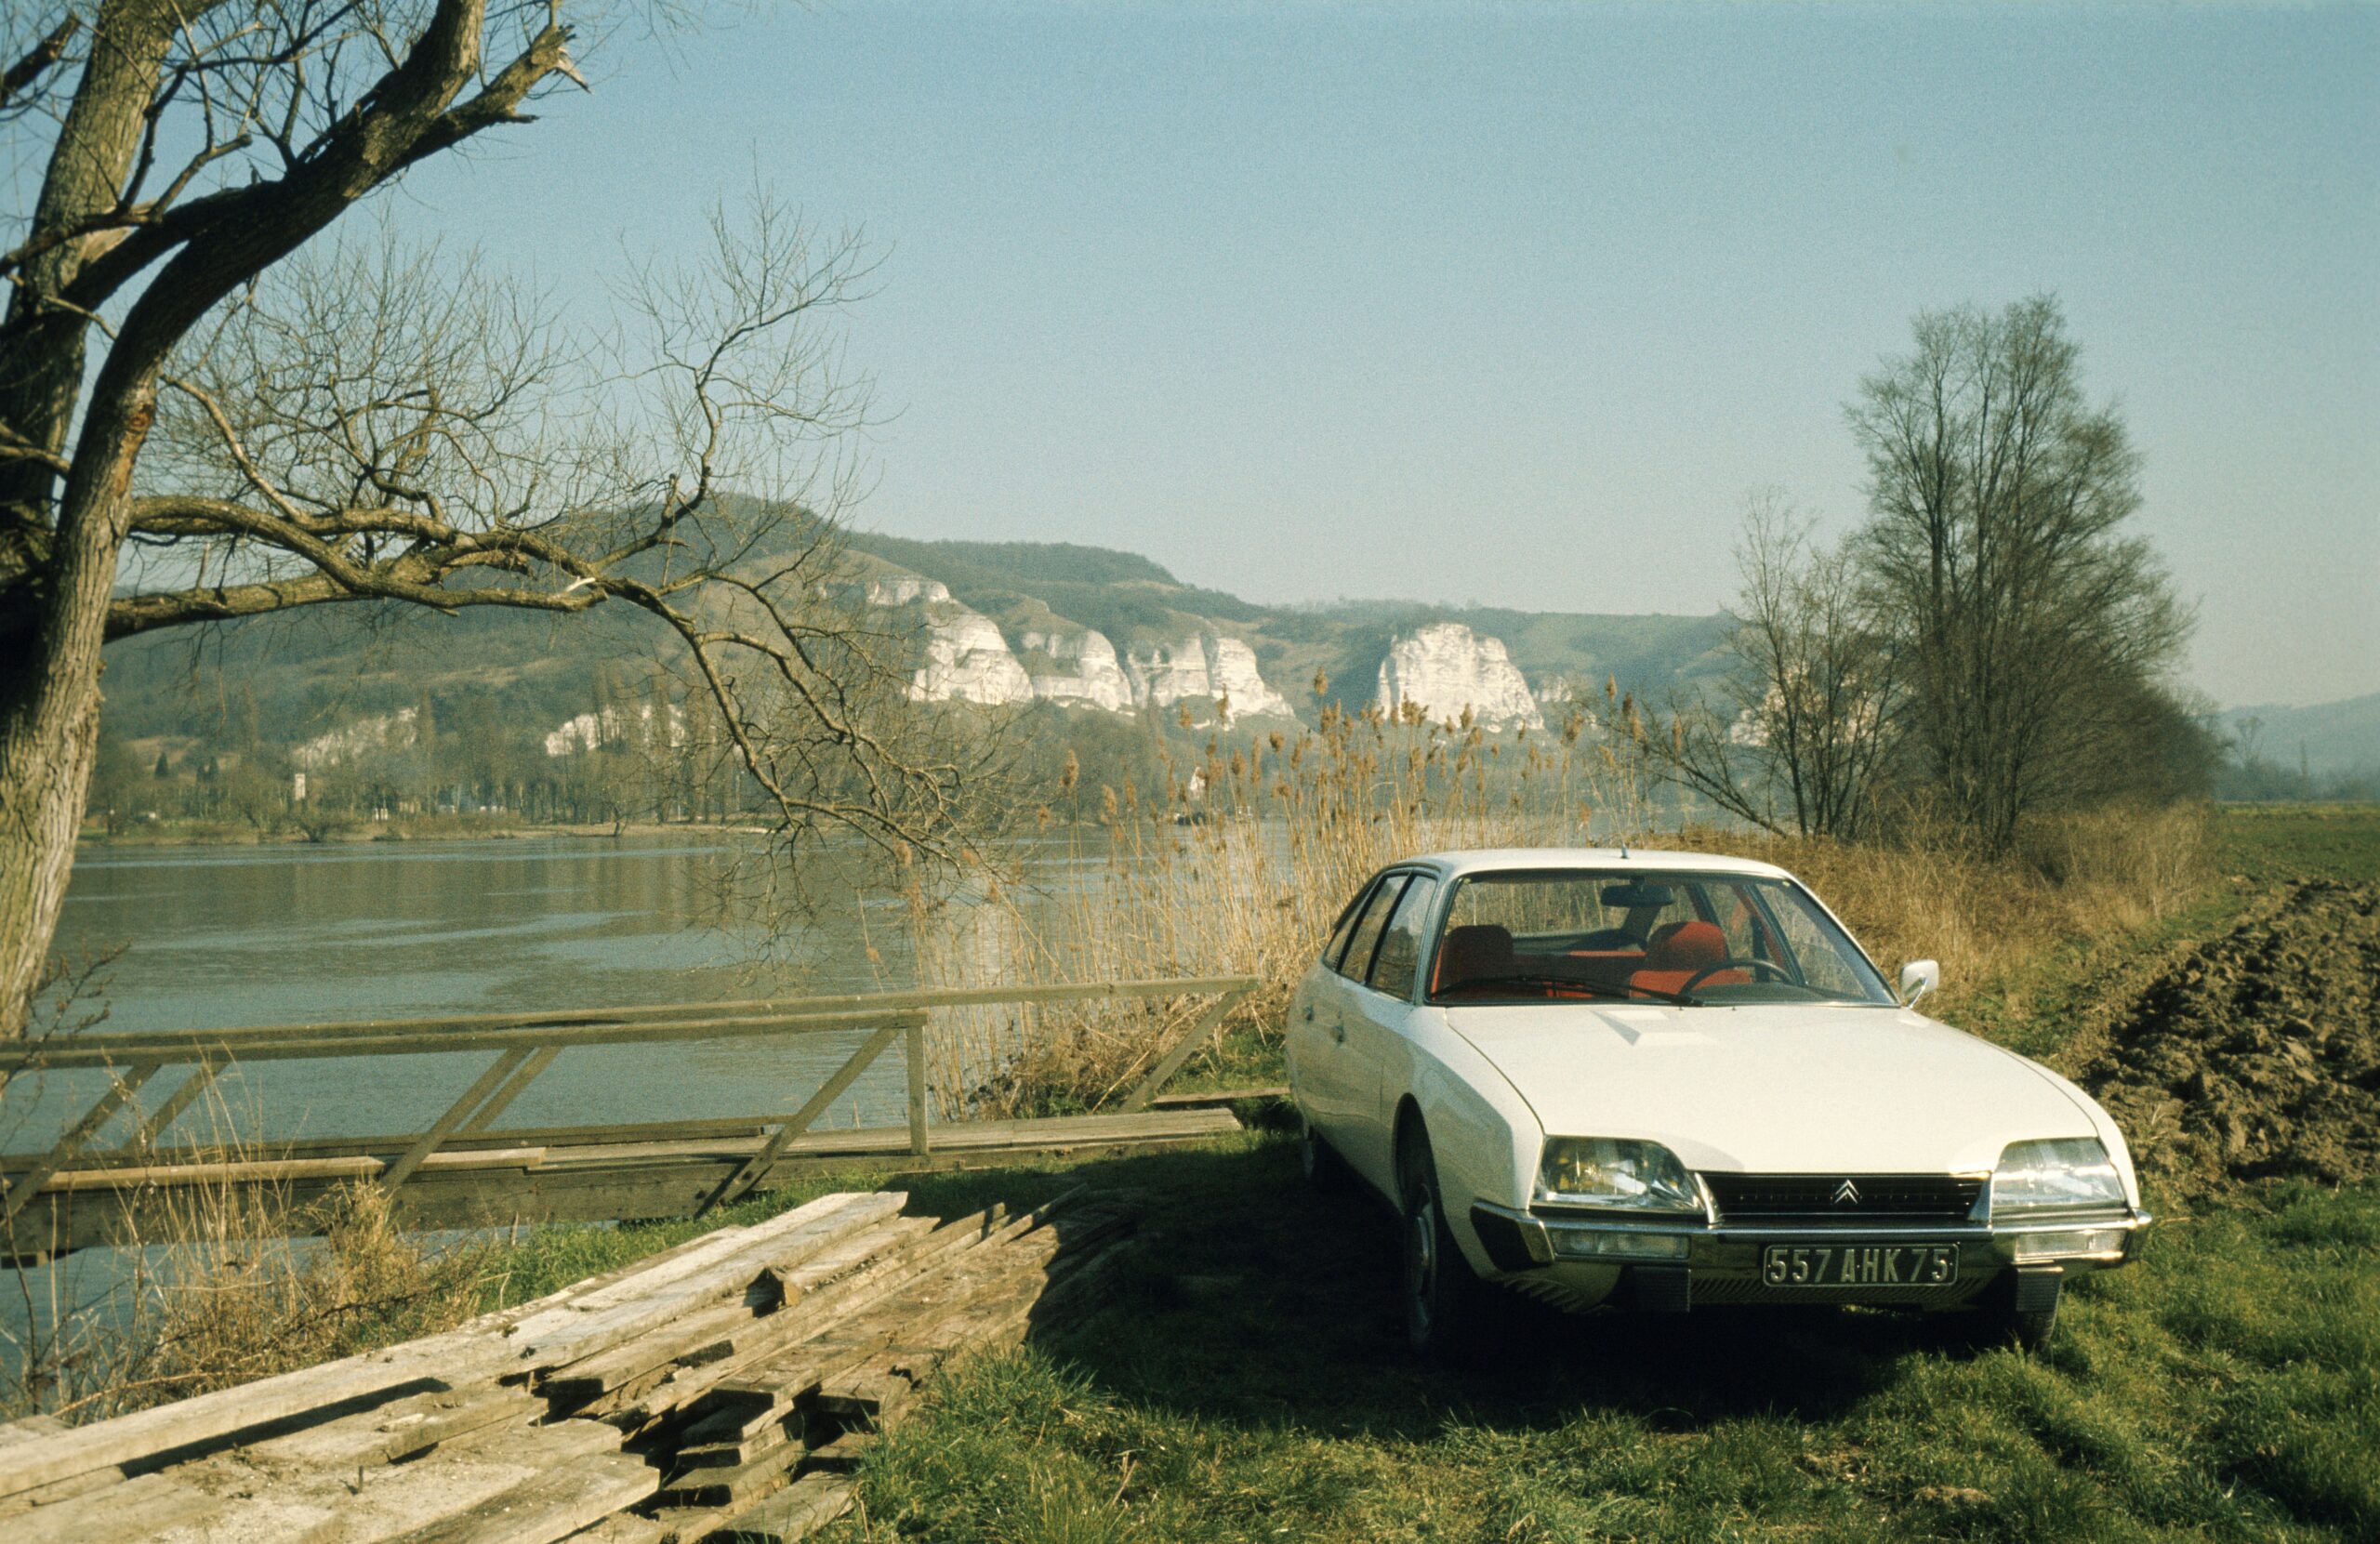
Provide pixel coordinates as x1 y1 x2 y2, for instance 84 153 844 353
1628 919 1742 996
1434 923 1516 995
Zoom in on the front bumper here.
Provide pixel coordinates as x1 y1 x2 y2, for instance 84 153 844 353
1470 1200 2153 1311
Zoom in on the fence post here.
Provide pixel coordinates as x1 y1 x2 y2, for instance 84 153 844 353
906 1018 930 1157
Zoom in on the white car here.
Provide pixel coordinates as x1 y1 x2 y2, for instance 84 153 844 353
1286 849 2151 1355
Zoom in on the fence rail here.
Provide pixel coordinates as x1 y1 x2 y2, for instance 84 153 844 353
0 976 1260 1262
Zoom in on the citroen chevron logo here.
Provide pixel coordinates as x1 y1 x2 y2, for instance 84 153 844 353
1832 1179 1862 1206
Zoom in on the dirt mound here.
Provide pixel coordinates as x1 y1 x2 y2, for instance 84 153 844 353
2082 879 2380 1203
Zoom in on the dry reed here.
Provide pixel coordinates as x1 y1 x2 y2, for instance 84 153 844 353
903 695 2213 1114
3 1073 485 1425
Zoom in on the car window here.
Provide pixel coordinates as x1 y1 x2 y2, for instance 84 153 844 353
1321 878 1380 969
1366 875 1441 999
1429 869 1894 1005
1758 885 1873 998
1708 883 1777 963
1334 875 1408 983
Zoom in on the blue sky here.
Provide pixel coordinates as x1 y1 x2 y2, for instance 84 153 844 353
405 2 2377 707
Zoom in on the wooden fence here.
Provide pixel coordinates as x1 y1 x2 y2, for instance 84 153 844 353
0 977 1259 1263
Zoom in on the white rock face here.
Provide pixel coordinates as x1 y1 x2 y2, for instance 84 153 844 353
909 602 1034 706
295 706 417 769
543 702 685 758
865 575 951 607
1017 627 1136 712
1125 632 1296 722
1375 622 1544 731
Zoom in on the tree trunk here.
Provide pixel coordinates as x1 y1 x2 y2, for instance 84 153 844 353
0 513 117 1038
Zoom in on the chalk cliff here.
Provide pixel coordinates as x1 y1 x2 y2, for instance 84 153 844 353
1015 626 1136 712
1375 622 1543 731
1125 632 1296 721
908 600 1034 706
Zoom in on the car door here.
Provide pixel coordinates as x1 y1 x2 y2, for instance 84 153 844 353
1300 874 1406 1153
1339 872 1441 1193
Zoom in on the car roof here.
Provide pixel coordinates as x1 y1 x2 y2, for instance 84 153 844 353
1395 847 1797 883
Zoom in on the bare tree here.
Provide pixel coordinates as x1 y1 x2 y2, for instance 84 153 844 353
0 3 971 1036
1638 492 1900 838
1847 296 2193 853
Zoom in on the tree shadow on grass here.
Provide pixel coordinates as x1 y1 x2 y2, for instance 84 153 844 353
890 1135 1970 1444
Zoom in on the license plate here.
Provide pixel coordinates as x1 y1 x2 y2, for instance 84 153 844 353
1761 1244 1958 1288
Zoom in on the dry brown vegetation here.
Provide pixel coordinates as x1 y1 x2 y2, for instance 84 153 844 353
6 1154 482 1424
902 699 2214 1116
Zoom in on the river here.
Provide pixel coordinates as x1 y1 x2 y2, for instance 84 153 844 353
16 835 999 1154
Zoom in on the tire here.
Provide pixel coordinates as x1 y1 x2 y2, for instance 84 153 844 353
1299 1112 1354 1191
1395 1121 1499 1359
1972 1273 2060 1352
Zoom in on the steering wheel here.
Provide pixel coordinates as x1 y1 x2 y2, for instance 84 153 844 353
1680 957 1795 993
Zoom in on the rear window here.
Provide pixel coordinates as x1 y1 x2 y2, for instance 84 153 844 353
1334 875 1408 982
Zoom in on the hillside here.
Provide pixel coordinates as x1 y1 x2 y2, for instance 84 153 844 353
2220 693 2380 777
99 529 1739 766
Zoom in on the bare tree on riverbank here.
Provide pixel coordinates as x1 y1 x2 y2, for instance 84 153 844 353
0 2 975 1036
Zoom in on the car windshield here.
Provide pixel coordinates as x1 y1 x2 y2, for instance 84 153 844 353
1427 868 1895 1006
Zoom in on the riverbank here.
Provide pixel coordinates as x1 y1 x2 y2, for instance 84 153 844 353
73 816 773 849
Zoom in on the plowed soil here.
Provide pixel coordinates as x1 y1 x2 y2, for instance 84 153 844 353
2082 879 2380 1202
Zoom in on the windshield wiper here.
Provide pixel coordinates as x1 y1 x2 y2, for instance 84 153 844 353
1440 974 1700 1008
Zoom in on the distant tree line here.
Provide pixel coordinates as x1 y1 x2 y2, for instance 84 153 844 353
1637 297 2221 854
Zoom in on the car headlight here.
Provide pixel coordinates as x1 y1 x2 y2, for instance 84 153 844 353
1992 1138 2125 1213
1534 1138 1704 1215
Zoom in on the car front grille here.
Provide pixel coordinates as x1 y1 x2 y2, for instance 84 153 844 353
1701 1172 1984 1227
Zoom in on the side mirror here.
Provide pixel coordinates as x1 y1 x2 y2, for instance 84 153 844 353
1897 959 1941 1008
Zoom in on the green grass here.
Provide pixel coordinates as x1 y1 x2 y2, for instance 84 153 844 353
2210 803 2380 884
790 1145 2376 1544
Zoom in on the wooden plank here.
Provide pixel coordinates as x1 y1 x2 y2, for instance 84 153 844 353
0 1194 888 1503
456 1045 560 1137
700 1020 903 1214
507 1194 909 1372
653 1438 802 1511
375 1449 658 1544
905 1019 930 1157
1147 1084 1288 1107
709 1471 853 1543
126 1060 220 1148
9 1471 224 1544
24 1104 1238 1175
0 980 1264 1073
152 1418 634 1544
802 1431 874 1474
382 1047 533 1192
677 1413 797 1470
240 1383 544 1470
3 1060 164 1221
0 1008 931 1073
1118 983 1252 1110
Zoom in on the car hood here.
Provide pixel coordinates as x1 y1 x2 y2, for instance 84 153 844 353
1445 1002 2097 1174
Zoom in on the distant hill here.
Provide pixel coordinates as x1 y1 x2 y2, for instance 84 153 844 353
2219 693 2380 777
99 524 1739 759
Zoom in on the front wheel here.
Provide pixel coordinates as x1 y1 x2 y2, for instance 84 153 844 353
1970 1272 2061 1352
1395 1123 1498 1359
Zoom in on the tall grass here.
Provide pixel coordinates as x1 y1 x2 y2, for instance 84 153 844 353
3 1076 484 1423
903 694 2212 1115
905 699 1650 1116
